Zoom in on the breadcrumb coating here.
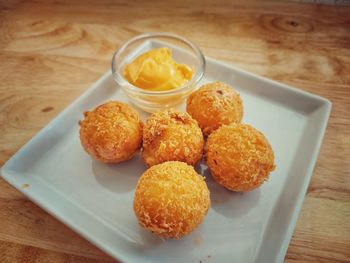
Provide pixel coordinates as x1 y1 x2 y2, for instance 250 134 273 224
142 109 204 167
206 123 275 192
134 161 210 238
186 82 243 136
79 101 143 163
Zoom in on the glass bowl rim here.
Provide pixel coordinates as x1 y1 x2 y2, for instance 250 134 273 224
111 32 206 96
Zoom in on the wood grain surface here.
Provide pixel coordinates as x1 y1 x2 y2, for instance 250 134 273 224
0 0 349 262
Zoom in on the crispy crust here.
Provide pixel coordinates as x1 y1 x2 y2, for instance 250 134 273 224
79 101 143 163
134 161 210 238
186 81 243 136
206 123 275 192
142 109 204 167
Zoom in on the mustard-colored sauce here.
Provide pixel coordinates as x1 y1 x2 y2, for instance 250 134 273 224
123 47 193 91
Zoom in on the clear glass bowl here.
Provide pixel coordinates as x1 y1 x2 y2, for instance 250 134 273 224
111 33 205 113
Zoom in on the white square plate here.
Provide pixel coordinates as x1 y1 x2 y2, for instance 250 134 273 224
1 41 331 263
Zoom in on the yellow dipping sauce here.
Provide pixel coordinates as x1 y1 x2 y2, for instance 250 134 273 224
123 47 193 91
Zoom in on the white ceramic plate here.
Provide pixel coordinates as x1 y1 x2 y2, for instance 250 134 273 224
1 41 331 263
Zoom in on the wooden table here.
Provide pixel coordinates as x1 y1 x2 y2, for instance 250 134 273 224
1 0 349 262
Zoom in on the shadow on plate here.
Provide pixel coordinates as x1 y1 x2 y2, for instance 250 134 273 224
91 153 147 193
136 227 164 249
200 165 261 219
135 226 199 257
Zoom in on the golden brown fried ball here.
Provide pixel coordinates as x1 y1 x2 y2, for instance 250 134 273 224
79 101 143 163
186 81 243 136
206 123 275 192
142 109 204 167
134 161 210 239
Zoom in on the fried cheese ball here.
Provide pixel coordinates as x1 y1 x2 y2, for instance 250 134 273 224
79 101 143 163
134 161 210 238
206 123 275 192
142 109 204 167
186 81 243 136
